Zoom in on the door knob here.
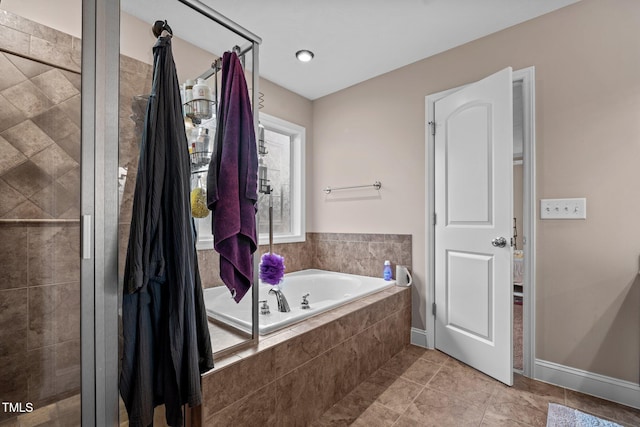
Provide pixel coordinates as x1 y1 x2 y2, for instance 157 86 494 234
491 237 507 248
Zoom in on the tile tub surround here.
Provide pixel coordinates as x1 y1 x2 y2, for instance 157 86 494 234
199 232 413 288
197 284 411 426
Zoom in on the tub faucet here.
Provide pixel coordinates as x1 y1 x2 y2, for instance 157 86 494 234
268 287 290 313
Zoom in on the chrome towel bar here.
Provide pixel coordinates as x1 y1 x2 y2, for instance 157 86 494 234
323 180 381 194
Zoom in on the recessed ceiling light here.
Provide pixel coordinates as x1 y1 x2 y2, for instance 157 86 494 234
295 50 314 62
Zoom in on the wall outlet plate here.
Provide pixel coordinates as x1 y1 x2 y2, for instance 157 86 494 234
540 198 586 219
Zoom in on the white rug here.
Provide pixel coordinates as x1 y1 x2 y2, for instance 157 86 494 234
547 403 622 427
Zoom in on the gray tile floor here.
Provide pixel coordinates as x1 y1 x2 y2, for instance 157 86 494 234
313 345 640 427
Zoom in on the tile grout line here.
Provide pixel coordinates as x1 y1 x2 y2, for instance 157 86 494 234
389 363 445 426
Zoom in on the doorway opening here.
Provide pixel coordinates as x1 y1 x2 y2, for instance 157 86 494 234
425 66 536 379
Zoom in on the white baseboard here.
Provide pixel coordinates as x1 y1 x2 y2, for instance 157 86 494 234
410 327 430 348
535 359 640 410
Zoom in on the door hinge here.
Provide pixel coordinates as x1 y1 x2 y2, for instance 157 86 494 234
428 121 436 136
432 302 436 316
433 213 437 226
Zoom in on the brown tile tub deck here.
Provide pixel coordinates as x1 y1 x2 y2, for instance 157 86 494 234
195 284 411 426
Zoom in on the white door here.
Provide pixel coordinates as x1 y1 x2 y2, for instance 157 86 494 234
434 67 514 385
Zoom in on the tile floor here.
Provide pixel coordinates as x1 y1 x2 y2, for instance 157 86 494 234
4 345 639 426
313 345 640 427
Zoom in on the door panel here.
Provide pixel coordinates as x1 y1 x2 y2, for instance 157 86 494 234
435 67 513 385
447 103 493 225
447 250 493 341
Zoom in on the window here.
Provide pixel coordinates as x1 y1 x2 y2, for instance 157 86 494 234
257 113 305 244
192 113 305 249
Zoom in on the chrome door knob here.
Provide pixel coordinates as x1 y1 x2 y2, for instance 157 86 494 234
491 237 507 248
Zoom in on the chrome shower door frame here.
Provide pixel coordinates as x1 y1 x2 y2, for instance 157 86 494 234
80 0 120 425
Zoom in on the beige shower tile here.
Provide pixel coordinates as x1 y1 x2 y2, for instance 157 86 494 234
1 119 55 157
0 53 27 92
0 179 27 217
31 69 79 104
2 200 52 220
0 354 29 407
0 226 28 290
30 182 76 218
5 52 52 79
0 94 26 134
0 288 28 350
28 285 57 349
29 36 79 72
31 105 78 141
2 160 53 198
56 166 80 194
28 225 79 286
0 10 72 47
56 94 81 128
60 70 81 91
0 134 27 175
55 339 80 376
55 282 80 343
30 144 77 179
27 346 57 405
1 80 53 118
0 24 30 56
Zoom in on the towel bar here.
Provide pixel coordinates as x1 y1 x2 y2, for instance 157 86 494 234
323 181 381 194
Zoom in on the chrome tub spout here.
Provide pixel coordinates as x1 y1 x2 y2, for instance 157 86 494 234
268 287 290 313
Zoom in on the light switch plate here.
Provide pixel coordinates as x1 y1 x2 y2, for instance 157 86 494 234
540 198 586 219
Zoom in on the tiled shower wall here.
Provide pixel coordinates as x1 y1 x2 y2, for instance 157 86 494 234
0 9 82 422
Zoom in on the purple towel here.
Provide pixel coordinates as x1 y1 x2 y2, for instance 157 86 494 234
207 51 258 303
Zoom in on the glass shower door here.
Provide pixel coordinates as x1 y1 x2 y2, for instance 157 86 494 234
0 3 82 425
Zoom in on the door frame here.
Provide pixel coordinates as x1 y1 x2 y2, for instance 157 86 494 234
425 67 536 377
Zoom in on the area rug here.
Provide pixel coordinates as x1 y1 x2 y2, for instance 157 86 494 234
547 403 622 426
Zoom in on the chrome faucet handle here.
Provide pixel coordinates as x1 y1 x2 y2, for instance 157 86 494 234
259 300 270 315
301 293 310 310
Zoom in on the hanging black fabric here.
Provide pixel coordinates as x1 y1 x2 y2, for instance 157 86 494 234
120 34 214 427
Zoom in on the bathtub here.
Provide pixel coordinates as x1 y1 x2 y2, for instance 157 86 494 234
203 269 395 335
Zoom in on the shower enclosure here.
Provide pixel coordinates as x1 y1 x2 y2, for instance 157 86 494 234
0 0 260 425
0 2 83 425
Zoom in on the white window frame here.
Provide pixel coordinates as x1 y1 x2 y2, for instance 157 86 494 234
258 112 306 245
194 113 305 249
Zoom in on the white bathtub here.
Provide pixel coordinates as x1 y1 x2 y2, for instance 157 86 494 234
203 269 395 335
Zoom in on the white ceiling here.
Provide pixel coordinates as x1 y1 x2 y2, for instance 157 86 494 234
123 0 580 100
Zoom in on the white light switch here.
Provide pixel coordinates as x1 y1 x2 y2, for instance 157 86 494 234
540 198 586 219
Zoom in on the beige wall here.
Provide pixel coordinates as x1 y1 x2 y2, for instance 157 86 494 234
6 0 638 385
312 0 640 383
